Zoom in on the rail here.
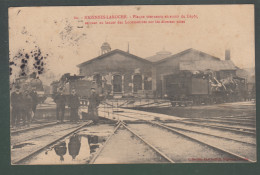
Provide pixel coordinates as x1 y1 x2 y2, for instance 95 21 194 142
13 121 93 164
100 110 255 162
89 121 175 164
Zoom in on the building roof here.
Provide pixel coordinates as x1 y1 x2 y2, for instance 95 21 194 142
155 48 221 64
145 49 172 62
77 49 152 68
179 60 236 71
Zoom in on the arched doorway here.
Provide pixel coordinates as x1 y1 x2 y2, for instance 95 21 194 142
113 75 122 93
144 77 152 90
133 74 142 92
93 74 102 87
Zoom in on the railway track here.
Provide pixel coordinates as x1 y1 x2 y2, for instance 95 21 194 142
184 118 256 127
98 110 256 162
90 120 253 163
90 121 174 164
104 110 256 142
165 119 255 134
186 116 255 123
99 109 256 145
151 122 256 162
116 110 256 135
160 124 256 146
12 106 255 164
11 121 61 135
182 118 255 128
12 121 93 164
12 124 86 147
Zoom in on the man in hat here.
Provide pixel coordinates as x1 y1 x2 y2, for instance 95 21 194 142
88 87 100 123
29 87 38 121
22 90 33 126
10 86 23 127
68 89 80 122
54 87 66 123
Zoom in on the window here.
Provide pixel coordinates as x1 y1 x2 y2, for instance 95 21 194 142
133 74 142 92
144 77 152 90
93 74 102 87
113 75 122 93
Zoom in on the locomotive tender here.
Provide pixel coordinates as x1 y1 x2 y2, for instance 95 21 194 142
165 70 247 106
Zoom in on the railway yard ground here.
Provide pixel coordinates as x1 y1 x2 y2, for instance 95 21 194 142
131 101 256 119
10 98 256 164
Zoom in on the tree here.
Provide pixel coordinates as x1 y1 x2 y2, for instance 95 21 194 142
9 46 48 80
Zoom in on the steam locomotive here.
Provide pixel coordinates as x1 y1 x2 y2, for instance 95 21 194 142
11 72 47 103
50 73 105 105
165 71 247 106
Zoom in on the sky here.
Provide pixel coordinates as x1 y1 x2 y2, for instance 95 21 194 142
9 5 255 83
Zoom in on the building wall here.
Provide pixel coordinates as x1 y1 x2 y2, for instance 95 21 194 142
78 50 237 98
79 53 151 75
79 53 153 95
156 50 220 78
155 50 223 97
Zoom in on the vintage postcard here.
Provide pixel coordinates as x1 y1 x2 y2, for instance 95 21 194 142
9 5 255 165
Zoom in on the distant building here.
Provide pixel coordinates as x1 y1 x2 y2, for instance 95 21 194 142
236 67 255 93
101 42 111 54
153 48 236 96
77 44 153 97
145 49 172 62
77 43 237 98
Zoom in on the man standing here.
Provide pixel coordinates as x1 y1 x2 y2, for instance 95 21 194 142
69 89 80 122
23 90 33 126
29 87 38 122
88 88 100 124
10 86 23 127
54 87 66 123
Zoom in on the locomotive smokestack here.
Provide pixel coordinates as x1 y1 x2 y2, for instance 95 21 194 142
225 49 230 60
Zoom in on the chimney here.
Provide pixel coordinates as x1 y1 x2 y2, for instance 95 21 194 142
225 49 230 60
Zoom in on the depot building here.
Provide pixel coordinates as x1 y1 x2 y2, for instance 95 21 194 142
77 42 236 98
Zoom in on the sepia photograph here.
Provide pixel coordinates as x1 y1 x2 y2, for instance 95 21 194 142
8 5 256 165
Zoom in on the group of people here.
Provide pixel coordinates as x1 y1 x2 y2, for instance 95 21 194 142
10 86 38 128
54 87 100 123
11 85 100 127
